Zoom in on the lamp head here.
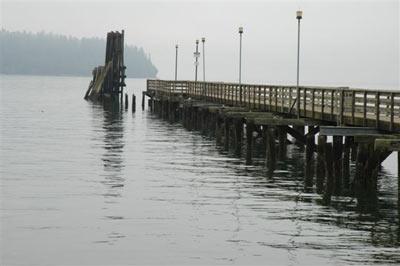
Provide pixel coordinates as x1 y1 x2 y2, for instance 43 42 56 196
296 10 303 20
201 37 205 42
238 26 243 34
196 39 199 44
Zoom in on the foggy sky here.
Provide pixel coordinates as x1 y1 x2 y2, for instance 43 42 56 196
1 0 399 89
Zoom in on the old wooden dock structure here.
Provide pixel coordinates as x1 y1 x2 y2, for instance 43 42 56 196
84 30 126 101
144 79 400 211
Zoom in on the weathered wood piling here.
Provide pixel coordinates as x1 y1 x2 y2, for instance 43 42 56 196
84 30 126 101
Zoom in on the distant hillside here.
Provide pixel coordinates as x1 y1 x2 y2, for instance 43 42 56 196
0 29 158 78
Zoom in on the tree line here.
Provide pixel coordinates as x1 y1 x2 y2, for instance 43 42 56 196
0 29 158 78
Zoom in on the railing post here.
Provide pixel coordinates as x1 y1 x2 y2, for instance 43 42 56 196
269 87 272 112
351 91 355 125
303 88 307 117
263 87 266 111
363 91 367 126
239 84 242 105
330 89 334 121
321 90 325 119
311 89 315 119
253 86 256 109
375 91 380 129
390 92 394 131
340 88 344 126
297 87 301 119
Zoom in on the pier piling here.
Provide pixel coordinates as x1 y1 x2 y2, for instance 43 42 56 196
132 94 136 112
316 135 326 194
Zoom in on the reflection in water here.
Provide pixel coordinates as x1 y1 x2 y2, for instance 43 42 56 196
216 137 400 252
90 99 126 244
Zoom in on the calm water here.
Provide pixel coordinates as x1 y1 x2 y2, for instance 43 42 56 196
1 75 399 265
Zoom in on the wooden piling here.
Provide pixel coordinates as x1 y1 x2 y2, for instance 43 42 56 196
182 105 187 128
224 117 231 150
265 127 276 172
305 133 315 189
277 126 287 159
293 125 305 146
332 136 343 195
125 93 128 110
246 122 255 164
234 118 243 155
169 101 175 122
354 142 383 211
215 114 223 145
132 94 136 113
142 92 145 110
316 135 326 194
323 143 333 204
343 136 352 191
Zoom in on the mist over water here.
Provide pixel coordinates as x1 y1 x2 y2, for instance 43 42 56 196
0 75 399 265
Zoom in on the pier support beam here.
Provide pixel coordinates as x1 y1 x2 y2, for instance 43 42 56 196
224 117 231 151
132 94 136 113
246 122 255 164
323 143 334 204
215 114 223 145
354 143 374 210
265 127 276 173
316 135 326 194
125 93 128 110
305 133 315 189
142 91 145 110
333 136 343 195
277 126 287 159
343 136 353 191
234 118 243 155
293 125 305 146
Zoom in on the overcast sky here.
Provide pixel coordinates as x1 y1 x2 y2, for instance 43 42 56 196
1 0 399 89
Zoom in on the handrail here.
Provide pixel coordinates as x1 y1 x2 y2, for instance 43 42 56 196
146 79 400 132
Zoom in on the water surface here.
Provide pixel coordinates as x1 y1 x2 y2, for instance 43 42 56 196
1 75 399 265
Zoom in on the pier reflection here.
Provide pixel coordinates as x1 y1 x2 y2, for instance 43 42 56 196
100 99 125 190
232 145 399 249
90 99 126 244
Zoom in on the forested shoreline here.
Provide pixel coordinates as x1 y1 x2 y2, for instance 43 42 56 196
0 29 158 78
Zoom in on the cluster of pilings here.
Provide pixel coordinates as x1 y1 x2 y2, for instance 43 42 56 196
147 95 399 212
84 30 126 100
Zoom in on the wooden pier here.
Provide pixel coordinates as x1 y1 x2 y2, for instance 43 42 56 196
144 79 400 211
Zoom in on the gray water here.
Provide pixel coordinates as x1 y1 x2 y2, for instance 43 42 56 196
1 75 399 266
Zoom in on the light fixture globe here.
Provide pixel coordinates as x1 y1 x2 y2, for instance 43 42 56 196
296 10 303 19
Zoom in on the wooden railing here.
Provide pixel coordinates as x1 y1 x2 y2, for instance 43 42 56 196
147 79 400 132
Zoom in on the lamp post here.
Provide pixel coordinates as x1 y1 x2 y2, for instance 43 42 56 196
175 44 178 82
296 10 303 118
194 39 200 82
202 37 205 82
238 26 243 104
